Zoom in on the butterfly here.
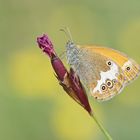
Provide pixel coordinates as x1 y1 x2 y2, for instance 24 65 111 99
64 30 140 101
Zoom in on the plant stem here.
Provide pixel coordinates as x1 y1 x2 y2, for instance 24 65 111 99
90 113 113 140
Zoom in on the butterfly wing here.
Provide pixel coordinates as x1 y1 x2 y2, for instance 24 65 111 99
73 45 126 101
78 45 140 86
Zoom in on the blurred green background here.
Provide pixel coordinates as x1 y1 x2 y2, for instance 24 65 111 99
0 0 140 140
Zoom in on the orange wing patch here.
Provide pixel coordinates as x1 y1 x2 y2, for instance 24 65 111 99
77 45 128 66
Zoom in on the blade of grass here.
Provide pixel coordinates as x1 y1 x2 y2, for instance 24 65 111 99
90 113 113 140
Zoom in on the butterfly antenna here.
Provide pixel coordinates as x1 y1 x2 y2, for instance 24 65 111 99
60 27 74 42
59 51 66 60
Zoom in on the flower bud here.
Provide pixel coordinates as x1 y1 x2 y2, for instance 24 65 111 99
37 34 92 115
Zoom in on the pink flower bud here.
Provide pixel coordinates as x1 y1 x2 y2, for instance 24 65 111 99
37 34 92 115
37 34 67 81
37 34 55 57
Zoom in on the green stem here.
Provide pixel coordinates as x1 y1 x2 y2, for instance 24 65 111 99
90 113 113 140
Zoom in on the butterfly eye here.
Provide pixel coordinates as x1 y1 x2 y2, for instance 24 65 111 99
126 66 131 71
101 84 107 91
106 61 112 66
106 79 113 88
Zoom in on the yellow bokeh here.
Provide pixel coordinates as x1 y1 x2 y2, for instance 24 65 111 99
8 49 62 97
52 95 103 140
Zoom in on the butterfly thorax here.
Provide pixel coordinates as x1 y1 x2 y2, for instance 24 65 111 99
66 41 81 66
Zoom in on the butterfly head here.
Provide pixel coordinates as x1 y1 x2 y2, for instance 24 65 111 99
66 41 75 49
